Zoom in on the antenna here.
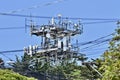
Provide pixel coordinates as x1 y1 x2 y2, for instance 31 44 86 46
24 14 83 65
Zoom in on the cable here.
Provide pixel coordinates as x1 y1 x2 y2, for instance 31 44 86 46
0 49 23 54
0 33 113 53
75 32 114 47
86 52 103 57
81 47 107 53
0 32 114 63
81 20 116 25
80 38 111 51
0 21 117 31
0 12 52 19
0 53 13 61
0 27 25 30
77 33 113 58
73 33 114 54
0 49 24 61
80 41 109 52
0 41 108 54
0 32 112 52
8 0 68 14
0 12 120 21
76 39 109 46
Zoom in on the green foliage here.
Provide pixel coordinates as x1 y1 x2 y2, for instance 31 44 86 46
99 27 120 80
0 58 4 69
0 69 36 80
53 60 83 80
10 55 32 74
10 50 96 80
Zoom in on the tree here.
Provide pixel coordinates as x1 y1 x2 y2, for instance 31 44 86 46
0 58 4 69
99 24 120 80
0 69 35 80
53 59 82 80
9 54 32 75
10 49 99 80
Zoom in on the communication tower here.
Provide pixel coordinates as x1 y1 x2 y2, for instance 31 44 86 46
24 15 83 65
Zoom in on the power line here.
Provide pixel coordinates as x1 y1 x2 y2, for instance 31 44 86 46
75 33 114 53
0 32 114 62
0 12 52 19
0 49 24 61
0 27 25 30
76 32 114 46
0 53 13 61
77 38 110 46
0 40 110 61
80 46 108 58
81 47 107 53
0 21 117 31
0 12 120 21
8 0 68 14
82 20 116 25
0 49 23 54
86 53 103 57
0 41 108 54
0 32 114 54
80 41 109 52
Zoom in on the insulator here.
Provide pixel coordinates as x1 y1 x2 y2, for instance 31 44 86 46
28 45 33 57
32 46 36 54
51 18 55 25
32 46 36 50
46 33 50 38
68 43 71 48
63 38 67 51
63 47 67 51
58 40 61 48
41 26 44 30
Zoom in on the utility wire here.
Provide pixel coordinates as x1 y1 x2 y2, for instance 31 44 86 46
0 12 52 19
74 33 114 54
80 40 109 52
81 42 108 51
8 0 68 14
0 21 117 31
81 47 107 53
76 38 110 46
0 12 120 21
0 27 25 30
79 34 113 51
0 38 111 61
0 49 24 61
0 32 114 54
0 49 23 54
86 52 103 57
76 32 114 46
0 43 107 54
82 20 116 25
0 53 13 61
0 32 114 61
